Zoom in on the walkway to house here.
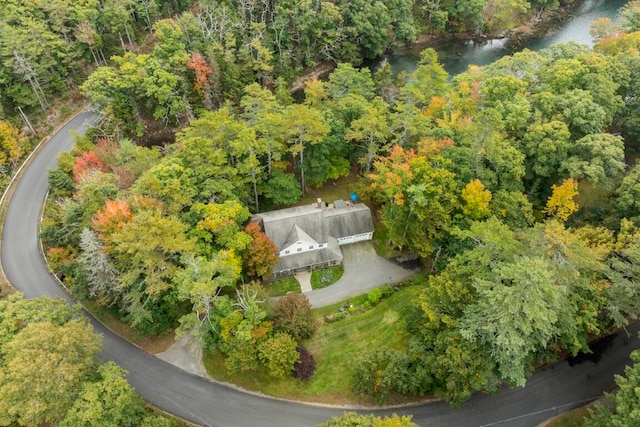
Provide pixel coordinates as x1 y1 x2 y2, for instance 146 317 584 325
305 241 421 308
295 270 313 293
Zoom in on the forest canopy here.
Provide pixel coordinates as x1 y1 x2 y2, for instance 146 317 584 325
5 0 640 410
1 0 561 126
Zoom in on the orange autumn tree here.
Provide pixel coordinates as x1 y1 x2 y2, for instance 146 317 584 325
367 145 457 257
242 222 278 278
92 199 134 248
187 51 214 109
545 178 579 221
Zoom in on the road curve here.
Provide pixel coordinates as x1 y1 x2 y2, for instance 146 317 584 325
1 109 639 427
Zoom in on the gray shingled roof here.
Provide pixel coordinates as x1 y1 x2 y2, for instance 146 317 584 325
323 207 374 239
253 202 374 273
273 237 342 273
255 206 326 249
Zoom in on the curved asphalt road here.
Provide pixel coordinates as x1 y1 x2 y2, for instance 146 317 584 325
1 109 639 427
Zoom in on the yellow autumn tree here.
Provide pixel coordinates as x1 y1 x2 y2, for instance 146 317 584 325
0 120 27 173
461 179 492 220
545 178 579 221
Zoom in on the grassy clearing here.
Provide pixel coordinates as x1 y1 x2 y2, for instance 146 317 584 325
545 405 591 427
311 265 344 289
265 276 300 297
298 169 363 206
202 284 420 404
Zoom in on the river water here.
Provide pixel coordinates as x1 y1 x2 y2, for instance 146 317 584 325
381 0 629 77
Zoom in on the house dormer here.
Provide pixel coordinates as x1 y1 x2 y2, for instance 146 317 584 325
280 225 325 256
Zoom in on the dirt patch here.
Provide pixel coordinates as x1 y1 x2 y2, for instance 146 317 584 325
138 330 177 354
298 168 363 206
157 333 208 377
105 318 176 354
290 61 337 94
0 281 15 299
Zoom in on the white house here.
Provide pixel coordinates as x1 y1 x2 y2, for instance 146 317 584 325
252 199 374 277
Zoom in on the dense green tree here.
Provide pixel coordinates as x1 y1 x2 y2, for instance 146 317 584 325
326 63 376 101
444 108 526 193
272 292 314 341
615 164 640 223
263 169 302 206
460 256 567 386
586 349 640 427
554 89 608 139
563 133 626 189
336 0 393 60
132 160 195 215
415 330 500 406
0 320 102 426
258 332 300 378
59 362 146 427
352 348 417 404
520 120 571 185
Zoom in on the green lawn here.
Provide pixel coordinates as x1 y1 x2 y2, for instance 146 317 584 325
545 405 591 427
311 265 344 289
265 276 301 297
202 285 420 404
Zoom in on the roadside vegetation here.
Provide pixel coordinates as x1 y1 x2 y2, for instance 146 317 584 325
203 283 418 404
547 407 591 427
0 293 189 427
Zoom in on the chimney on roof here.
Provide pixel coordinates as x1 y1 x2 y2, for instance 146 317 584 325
317 198 322 208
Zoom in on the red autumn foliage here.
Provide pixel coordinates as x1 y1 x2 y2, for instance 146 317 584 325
72 151 108 183
242 222 279 278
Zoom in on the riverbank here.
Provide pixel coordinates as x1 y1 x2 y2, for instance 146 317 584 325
397 0 585 55
290 0 589 92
